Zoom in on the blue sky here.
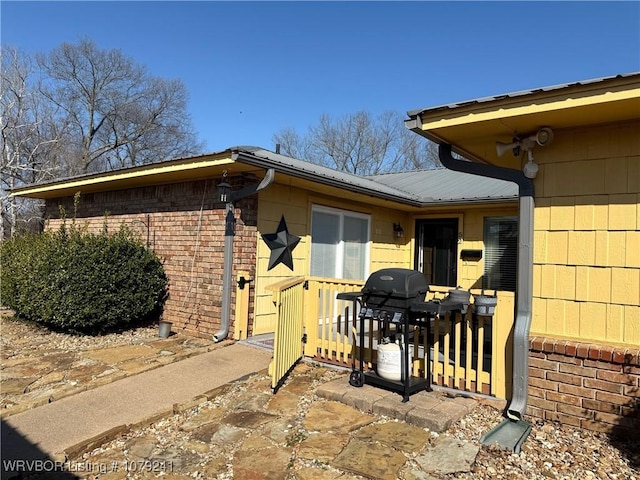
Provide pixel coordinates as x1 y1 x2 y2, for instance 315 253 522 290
2 1 639 153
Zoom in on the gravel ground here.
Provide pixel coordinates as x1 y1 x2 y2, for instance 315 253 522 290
449 405 639 480
3 313 639 479
0 312 162 356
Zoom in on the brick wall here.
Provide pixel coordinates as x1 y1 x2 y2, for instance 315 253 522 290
528 335 640 438
43 178 258 339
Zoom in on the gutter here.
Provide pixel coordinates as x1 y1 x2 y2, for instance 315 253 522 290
438 143 534 423
214 168 275 342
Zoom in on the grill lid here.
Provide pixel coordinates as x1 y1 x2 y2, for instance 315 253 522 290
362 268 428 300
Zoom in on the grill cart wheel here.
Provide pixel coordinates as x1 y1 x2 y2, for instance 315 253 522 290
349 370 364 387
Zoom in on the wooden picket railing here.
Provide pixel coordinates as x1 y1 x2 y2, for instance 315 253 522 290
304 277 365 364
265 277 515 399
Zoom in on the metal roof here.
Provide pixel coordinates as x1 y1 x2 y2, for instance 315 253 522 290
407 72 640 117
368 168 518 203
236 147 517 205
234 147 426 204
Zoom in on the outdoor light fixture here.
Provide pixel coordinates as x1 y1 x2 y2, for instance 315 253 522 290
393 223 404 238
522 157 539 179
217 171 232 203
496 127 554 179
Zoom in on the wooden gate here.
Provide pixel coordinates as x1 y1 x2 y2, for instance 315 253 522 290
265 277 306 392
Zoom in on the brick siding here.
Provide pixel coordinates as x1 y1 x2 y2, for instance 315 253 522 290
43 178 258 340
528 336 640 437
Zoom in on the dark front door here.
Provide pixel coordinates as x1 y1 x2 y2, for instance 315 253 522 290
415 218 458 287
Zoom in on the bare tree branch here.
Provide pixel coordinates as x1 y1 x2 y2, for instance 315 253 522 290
273 110 440 176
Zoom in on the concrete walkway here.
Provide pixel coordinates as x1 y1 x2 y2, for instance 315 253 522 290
2 343 271 461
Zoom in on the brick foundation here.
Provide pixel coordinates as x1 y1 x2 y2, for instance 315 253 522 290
43 178 258 339
528 336 640 437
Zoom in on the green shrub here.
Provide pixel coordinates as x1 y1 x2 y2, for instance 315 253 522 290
1 221 167 334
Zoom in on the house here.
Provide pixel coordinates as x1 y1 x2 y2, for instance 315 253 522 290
405 72 639 435
12 72 638 437
13 147 520 397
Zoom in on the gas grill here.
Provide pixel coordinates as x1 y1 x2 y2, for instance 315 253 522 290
338 268 463 402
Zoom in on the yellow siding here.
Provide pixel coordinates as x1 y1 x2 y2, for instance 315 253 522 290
627 231 640 267
624 305 640 345
546 231 568 264
609 194 637 231
531 120 640 347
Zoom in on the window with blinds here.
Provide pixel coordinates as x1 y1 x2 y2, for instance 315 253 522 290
483 216 518 292
310 205 370 280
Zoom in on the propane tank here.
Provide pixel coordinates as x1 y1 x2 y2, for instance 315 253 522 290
377 336 411 381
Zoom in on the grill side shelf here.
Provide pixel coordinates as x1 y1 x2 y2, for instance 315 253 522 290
410 300 463 315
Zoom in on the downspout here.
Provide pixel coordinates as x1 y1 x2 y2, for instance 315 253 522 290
438 143 534 421
214 168 276 342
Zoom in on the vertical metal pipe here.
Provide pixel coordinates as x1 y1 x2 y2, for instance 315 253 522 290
507 195 534 420
438 143 534 420
214 204 235 342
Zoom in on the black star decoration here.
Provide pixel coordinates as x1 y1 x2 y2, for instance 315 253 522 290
261 215 301 271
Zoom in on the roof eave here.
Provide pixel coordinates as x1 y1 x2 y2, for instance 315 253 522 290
405 72 640 166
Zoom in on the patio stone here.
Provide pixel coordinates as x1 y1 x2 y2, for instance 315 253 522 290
332 438 407 480
27 371 66 389
211 424 247 444
233 391 271 411
261 417 296 444
341 383 392 413
201 454 230 478
294 467 350 480
1 377 38 395
84 344 159 364
65 363 115 384
355 421 430 453
266 390 300 414
281 375 314 395
190 422 221 443
370 393 415 420
233 445 293 480
406 406 452 432
241 432 276 450
150 447 200 473
414 436 479 474
222 410 277 429
126 435 157 460
303 401 375 434
297 432 349 462
179 405 225 432
116 359 157 375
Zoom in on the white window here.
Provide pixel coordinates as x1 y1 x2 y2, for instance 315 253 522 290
310 205 370 280
483 216 518 292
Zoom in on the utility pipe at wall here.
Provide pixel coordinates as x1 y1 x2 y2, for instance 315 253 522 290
214 168 275 343
438 143 534 421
